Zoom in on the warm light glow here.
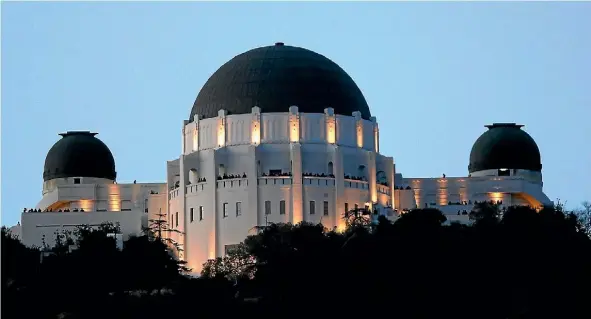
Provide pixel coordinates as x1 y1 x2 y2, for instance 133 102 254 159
293 204 303 224
326 118 336 144
438 191 448 206
208 230 216 260
459 189 468 203
217 118 225 147
193 129 198 151
251 121 260 145
488 192 503 202
413 190 421 207
108 185 121 211
290 122 299 142
356 122 363 148
336 222 346 233
374 127 379 152
79 199 93 211
438 179 448 206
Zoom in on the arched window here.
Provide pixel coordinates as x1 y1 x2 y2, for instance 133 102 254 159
358 165 366 180
218 164 226 176
189 169 199 184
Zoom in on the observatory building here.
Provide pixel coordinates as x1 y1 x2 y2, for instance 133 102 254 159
14 43 552 273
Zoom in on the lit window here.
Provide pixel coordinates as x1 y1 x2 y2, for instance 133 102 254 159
223 203 228 218
265 201 271 215
236 202 242 216
310 201 316 215
280 200 286 215
323 201 329 216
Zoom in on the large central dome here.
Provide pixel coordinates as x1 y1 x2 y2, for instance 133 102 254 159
190 42 371 120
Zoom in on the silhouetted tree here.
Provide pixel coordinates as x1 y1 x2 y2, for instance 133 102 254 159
5 203 591 319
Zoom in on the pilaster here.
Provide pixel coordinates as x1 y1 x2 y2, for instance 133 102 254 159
247 145 260 231
290 142 304 224
333 146 346 231
368 151 377 204
353 111 363 148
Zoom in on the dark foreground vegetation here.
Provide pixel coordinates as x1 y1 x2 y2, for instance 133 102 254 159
3 202 591 319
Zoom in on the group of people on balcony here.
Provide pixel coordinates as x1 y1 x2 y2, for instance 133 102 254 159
394 185 413 190
217 173 247 180
23 208 85 213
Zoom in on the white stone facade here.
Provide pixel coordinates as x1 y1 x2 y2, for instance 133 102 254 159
15 106 552 274
167 107 393 269
20 177 166 249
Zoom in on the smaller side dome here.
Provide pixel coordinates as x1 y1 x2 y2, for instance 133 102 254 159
43 131 116 181
468 123 542 173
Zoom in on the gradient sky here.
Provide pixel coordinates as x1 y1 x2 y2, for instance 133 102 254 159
2 2 590 226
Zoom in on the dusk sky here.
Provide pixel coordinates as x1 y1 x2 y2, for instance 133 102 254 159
2 2 589 226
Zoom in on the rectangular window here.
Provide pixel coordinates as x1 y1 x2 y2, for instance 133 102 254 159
280 200 286 215
310 201 316 215
190 208 194 222
345 202 349 214
323 201 329 216
74 178 81 184
199 206 204 221
223 203 228 218
175 212 179 227
236 202 242 216
265 201 271 215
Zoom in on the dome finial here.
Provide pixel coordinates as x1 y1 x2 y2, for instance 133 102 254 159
59 131 98 137
485 123 524 130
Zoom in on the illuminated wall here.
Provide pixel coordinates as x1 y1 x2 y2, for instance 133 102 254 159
108 185 121 211
374 125 379 153
249 106 261 145
356 121 363 148
325 108 336 144
217 116 226 147
289 106 300 143
437 179 448 205
79 199 93 211
193 127 199 151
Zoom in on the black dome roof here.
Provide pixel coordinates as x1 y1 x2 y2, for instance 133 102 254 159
468 123 542 173
43 131 117 182
190 42 371 120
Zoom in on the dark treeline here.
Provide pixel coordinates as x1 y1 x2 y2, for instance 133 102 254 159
3 202 591 319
